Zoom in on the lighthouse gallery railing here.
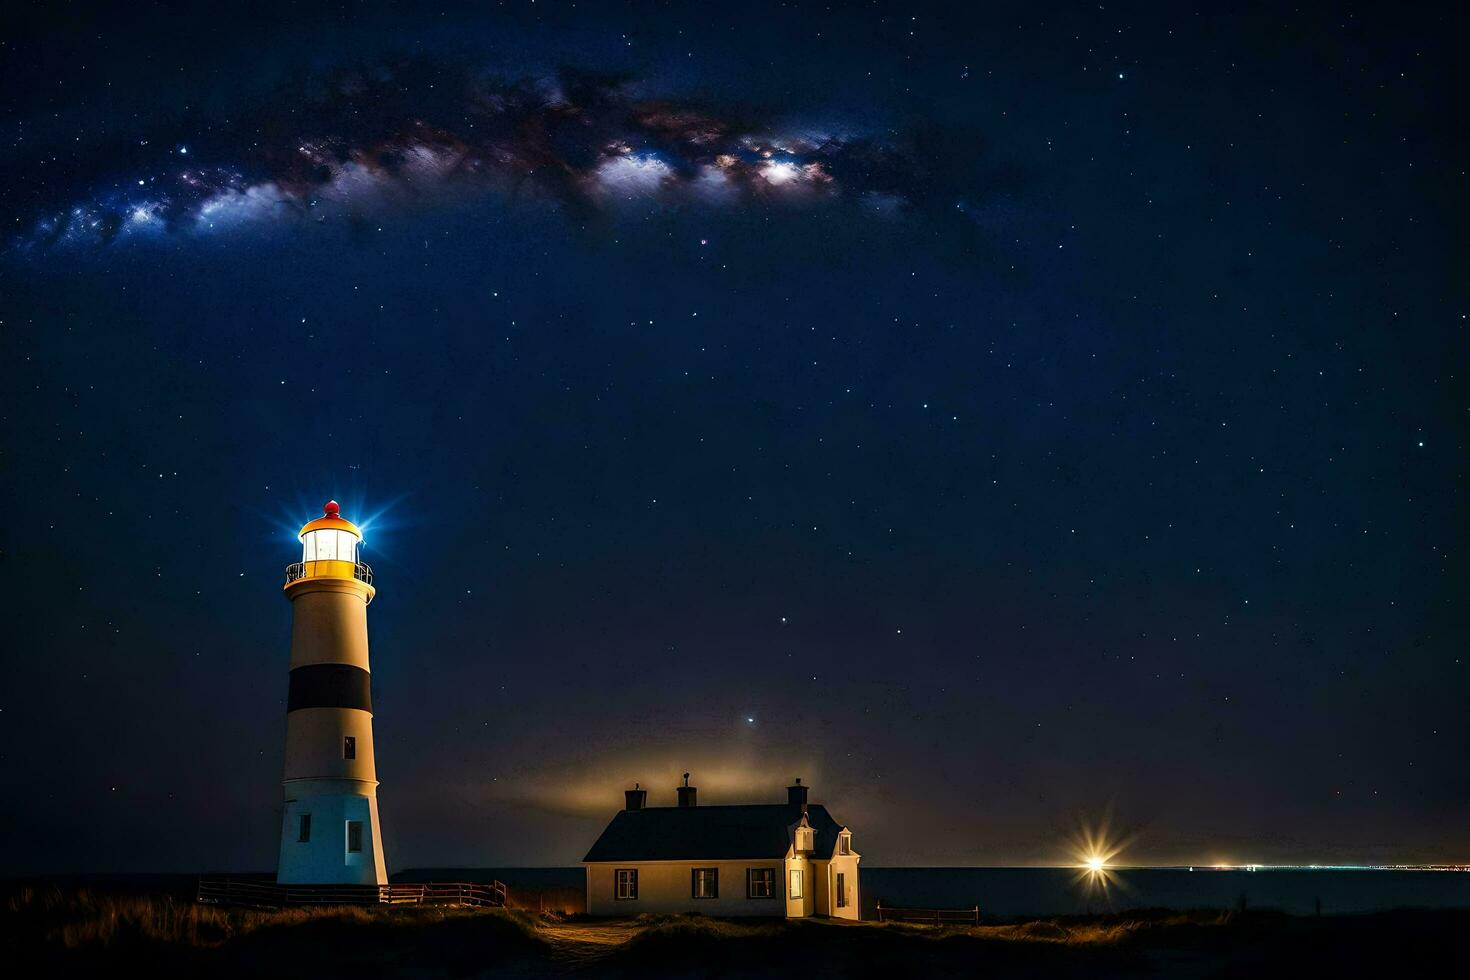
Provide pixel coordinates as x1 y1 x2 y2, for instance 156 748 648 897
284 560 374 586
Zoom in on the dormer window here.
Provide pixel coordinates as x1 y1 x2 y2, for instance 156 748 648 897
796 827 813 851
838 833 852 855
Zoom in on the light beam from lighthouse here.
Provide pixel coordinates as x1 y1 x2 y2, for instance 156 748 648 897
276 501 388 885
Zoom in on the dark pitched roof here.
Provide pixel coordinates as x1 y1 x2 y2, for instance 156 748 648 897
583 804 846 862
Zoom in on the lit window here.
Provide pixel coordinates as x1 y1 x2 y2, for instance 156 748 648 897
302 529 357 563
836 872 847 908
298 813 311 842
692 868 718 899
747 868 775 899
343 736 356 760
789 869 803 899
346 820 363 853
615 869 638 900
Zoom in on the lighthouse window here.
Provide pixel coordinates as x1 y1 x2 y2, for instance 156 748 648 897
346 821 363 853
298 814 311 842
303 529 356 563
343 736 356 760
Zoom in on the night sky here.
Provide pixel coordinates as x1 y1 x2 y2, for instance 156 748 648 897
1 2 1465 874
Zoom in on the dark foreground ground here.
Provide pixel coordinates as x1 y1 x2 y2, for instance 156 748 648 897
3 885 1465 978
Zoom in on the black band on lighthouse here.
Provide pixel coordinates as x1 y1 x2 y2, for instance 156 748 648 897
287 663 373 713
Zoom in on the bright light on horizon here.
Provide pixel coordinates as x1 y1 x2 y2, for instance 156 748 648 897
1071 820 1125 873
1069 815 1136 902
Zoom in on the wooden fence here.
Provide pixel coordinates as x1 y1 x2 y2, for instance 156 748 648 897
875 902 980 927
196 877 507 910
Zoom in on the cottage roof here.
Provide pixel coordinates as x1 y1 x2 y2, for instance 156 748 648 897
582 804 846 862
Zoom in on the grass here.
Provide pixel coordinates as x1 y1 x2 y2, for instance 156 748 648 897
621 906 1233 945
2 885 1465 978
971 909 1237 945
606 907 1467 977
505 885 586 916
2 885 546 978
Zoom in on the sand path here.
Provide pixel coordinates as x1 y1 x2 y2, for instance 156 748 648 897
537 921 641 965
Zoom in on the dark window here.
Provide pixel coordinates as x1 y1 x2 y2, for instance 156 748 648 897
287 663 372 712
346 820 363 853
836 872 847 908
343 736 356 760
692 868 718 899
615 869 638 900
298 813 311 842
839 835 851 855
747 868 775 899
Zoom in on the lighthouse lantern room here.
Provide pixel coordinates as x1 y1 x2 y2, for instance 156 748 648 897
276 501 388 885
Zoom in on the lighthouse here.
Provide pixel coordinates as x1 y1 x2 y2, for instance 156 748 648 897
276 501 388 885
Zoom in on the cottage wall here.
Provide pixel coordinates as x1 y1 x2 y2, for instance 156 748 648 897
784 854 816 917
826 852 861 919
586 860 786 917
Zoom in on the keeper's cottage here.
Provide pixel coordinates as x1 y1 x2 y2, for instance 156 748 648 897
582 775 860 918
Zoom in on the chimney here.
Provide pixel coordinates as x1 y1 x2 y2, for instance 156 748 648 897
624 782 647 811
787 777 808 813
676 772 697 808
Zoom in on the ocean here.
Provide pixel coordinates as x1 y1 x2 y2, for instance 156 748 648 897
857 867 1470 919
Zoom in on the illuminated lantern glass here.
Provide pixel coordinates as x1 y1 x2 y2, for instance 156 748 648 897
301 528 358 563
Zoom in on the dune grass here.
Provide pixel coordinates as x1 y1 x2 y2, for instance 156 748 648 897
2 885 546 977
621 906 1236 946
604 906 1463 977
3 885 1464 978
9 884 356 948
600 909 1241 977
971 909 1239 945
506 884 586 915
5 884 544 947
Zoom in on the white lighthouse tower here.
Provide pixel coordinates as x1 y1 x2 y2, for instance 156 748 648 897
276 501 388 885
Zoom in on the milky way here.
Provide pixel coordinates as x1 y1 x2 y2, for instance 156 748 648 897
6 59 1000 253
